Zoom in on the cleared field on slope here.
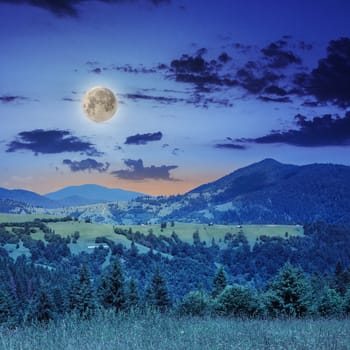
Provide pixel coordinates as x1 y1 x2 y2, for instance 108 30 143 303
0 213 59 223
0 214 303 255
120 222 303 245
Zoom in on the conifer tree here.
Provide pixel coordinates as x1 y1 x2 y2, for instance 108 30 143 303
71 265 96 319
24 288 54 325
146 269 170 312
344 285 350 315
264 263 310 317
52 287 65 314
67 277 80 311
127 278 139 309
0 288 15 325
33 290 54 324
98 259 126 312
97 276 109 309
212 266 227 298
333 262 350 296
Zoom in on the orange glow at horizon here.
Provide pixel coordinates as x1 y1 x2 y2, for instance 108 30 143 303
22 172 222 197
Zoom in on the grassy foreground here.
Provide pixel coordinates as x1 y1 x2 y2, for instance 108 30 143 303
1 312 349 350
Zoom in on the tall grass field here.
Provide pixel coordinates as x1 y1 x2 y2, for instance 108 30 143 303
0 312 349 350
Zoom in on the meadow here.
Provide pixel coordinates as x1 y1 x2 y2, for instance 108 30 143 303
0 311 348 350
0 213 303 252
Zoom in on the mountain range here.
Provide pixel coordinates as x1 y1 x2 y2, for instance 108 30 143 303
45 184 145 206
0 184 144 210
1 159 350 224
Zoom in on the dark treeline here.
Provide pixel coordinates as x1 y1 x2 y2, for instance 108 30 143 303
1 221 350 327
1 254 350 328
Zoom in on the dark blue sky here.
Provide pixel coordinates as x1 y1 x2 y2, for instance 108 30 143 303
1 0 350 195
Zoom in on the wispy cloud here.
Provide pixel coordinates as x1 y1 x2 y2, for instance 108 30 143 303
6 129 102 156
63 158 110 172
125 132 163 145
111 158 179 181
0 0 171 17
215 143 247 150
0 95 29 103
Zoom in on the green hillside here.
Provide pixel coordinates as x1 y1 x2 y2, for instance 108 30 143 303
0 214 303 260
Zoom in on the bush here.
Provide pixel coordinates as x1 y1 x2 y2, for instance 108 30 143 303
344 287 350 315
178 290 212 316
214 284 260 317
317 287 344 317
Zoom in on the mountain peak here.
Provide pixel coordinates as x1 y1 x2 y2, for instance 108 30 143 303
256 158 282 165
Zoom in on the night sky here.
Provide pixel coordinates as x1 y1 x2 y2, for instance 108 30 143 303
1 0 350 196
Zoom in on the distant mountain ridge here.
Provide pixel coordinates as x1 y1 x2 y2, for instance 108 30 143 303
0 184 145 209
0 188 58 209
179 158 350 224
45 184 145 206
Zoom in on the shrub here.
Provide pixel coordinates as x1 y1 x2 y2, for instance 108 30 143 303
214 284 260 317
317 287 344 317
178 290 212 316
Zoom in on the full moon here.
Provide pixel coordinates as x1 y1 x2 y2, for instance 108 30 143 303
82 87 117 122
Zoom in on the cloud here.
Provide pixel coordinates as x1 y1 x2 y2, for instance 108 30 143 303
0 0 80 16
169 52 237 91
6 129 102 156
171 147 183 155
86 61 161 75
235 64 281 94
261 40 302 68
62 97 79 102
63 158 110 172
0 0 170 17
165 39 301 104
240 112 350 147
215 143 247 150
111 159 178 181
263 85 288 96
306 37 350 107
125 132 163 145
121 93 184 104
258 96 292 103
0 95 28 103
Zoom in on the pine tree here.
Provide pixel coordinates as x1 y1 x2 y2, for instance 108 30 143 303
98 259 126 312
333 262 350 296
52 287 65 314
72 265 96 319
264 263 310 317
67 277 80 311
127 278 139 310
97 276 109 309
344 285 350 315
24 288 55 325
0 288 15 325
33 290 54 324
212 266 227 298
146 269 170 312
